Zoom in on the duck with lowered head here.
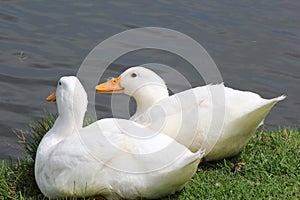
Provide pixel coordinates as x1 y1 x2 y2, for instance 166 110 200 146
35 76 204 199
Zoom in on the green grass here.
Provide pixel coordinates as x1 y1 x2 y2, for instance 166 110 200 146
0 113 299 199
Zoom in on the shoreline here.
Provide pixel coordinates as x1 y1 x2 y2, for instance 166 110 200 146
1 113 299 199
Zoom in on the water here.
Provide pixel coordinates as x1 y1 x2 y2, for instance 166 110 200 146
0 1 299 162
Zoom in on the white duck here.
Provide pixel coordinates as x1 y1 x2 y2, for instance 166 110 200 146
35 76 204 199
96 67 285 161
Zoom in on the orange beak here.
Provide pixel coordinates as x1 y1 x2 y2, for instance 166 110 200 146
46 92 56 102
95 76 124 94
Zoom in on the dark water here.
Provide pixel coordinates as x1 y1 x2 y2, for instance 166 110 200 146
0 1 299 161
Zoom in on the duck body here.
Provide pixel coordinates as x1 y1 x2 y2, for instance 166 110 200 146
35 76 203 199
203 86 285 160
36 120 202 199
96 67 285 161
135 84 285 161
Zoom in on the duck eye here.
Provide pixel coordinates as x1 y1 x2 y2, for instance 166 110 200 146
58 81 62 86
131 73 137 78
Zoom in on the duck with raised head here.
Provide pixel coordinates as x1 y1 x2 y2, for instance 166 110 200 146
96 67 285 161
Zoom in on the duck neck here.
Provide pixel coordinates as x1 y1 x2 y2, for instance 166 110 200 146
132 85 169 117
44 109 84 147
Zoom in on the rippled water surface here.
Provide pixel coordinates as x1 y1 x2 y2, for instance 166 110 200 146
0 1 299 161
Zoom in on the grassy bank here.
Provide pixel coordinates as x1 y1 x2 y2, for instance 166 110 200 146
0 113 299 199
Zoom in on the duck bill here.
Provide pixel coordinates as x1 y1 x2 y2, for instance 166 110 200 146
95 76 124 94
46 92 56 102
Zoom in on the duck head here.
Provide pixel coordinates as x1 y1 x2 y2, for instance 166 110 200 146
47 76 87 131
96 67 169 116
